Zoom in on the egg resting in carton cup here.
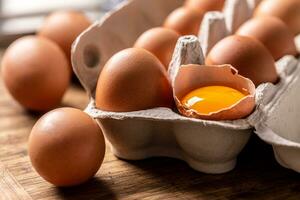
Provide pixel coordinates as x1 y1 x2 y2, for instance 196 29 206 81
72 0 300 173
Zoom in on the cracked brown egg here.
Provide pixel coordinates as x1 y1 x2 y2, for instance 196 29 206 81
163 7 204 36
1 36 70 111
134 27 180 69
95 48 174 112
206 35 278 87
174 64 256 120
185 0 225 13
254 0 300 35
236 16 298 60
28 107 105 187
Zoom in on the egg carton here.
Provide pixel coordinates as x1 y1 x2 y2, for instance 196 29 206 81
72 0 300 173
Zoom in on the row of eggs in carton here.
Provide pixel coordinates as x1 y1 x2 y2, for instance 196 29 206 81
72 0 300 173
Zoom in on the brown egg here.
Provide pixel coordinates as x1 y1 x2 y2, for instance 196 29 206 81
38 10 91 60
254 0 300 35
28 107 105 187
174 64 256 120
236 16 298 60
185 0 225 13
1 36 70 111
206 35 278 86
164 7 204 36
134 27 180 68
95 48 173 112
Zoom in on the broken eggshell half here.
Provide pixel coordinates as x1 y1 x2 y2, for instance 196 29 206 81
173 64 256 120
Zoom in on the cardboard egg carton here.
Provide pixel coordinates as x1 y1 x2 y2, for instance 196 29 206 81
72 0 300 173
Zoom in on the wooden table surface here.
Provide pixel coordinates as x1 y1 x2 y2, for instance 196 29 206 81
1 50 300 200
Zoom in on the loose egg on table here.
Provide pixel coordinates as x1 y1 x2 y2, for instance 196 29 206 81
206 35 278 86
134 27 180 69
1 36 70 111
164 7 204 36
38 10 91 62
95 48 174 112
236 16 298 60
28 107 105 187
254 0 300 35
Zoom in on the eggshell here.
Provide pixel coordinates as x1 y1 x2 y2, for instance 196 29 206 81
28 107 105 187
206 35 278 86
134 27 180 68
1 36 70 111
185 0 225 13
254 0 300 35
174 64 256 120
95 48 173 112
163 7 204 35
236 16 298 60
38 10 91 60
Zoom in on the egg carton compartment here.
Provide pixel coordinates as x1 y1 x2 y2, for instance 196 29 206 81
248 56 300 173
72 0 300 173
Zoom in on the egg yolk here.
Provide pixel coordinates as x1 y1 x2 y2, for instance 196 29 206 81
181 86 246 115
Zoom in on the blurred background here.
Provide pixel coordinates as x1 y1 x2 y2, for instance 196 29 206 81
0 0 124 46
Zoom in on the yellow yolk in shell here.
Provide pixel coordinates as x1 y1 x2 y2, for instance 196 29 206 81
181 86 247 115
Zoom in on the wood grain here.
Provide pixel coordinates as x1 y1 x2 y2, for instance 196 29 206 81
1 50 300 200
